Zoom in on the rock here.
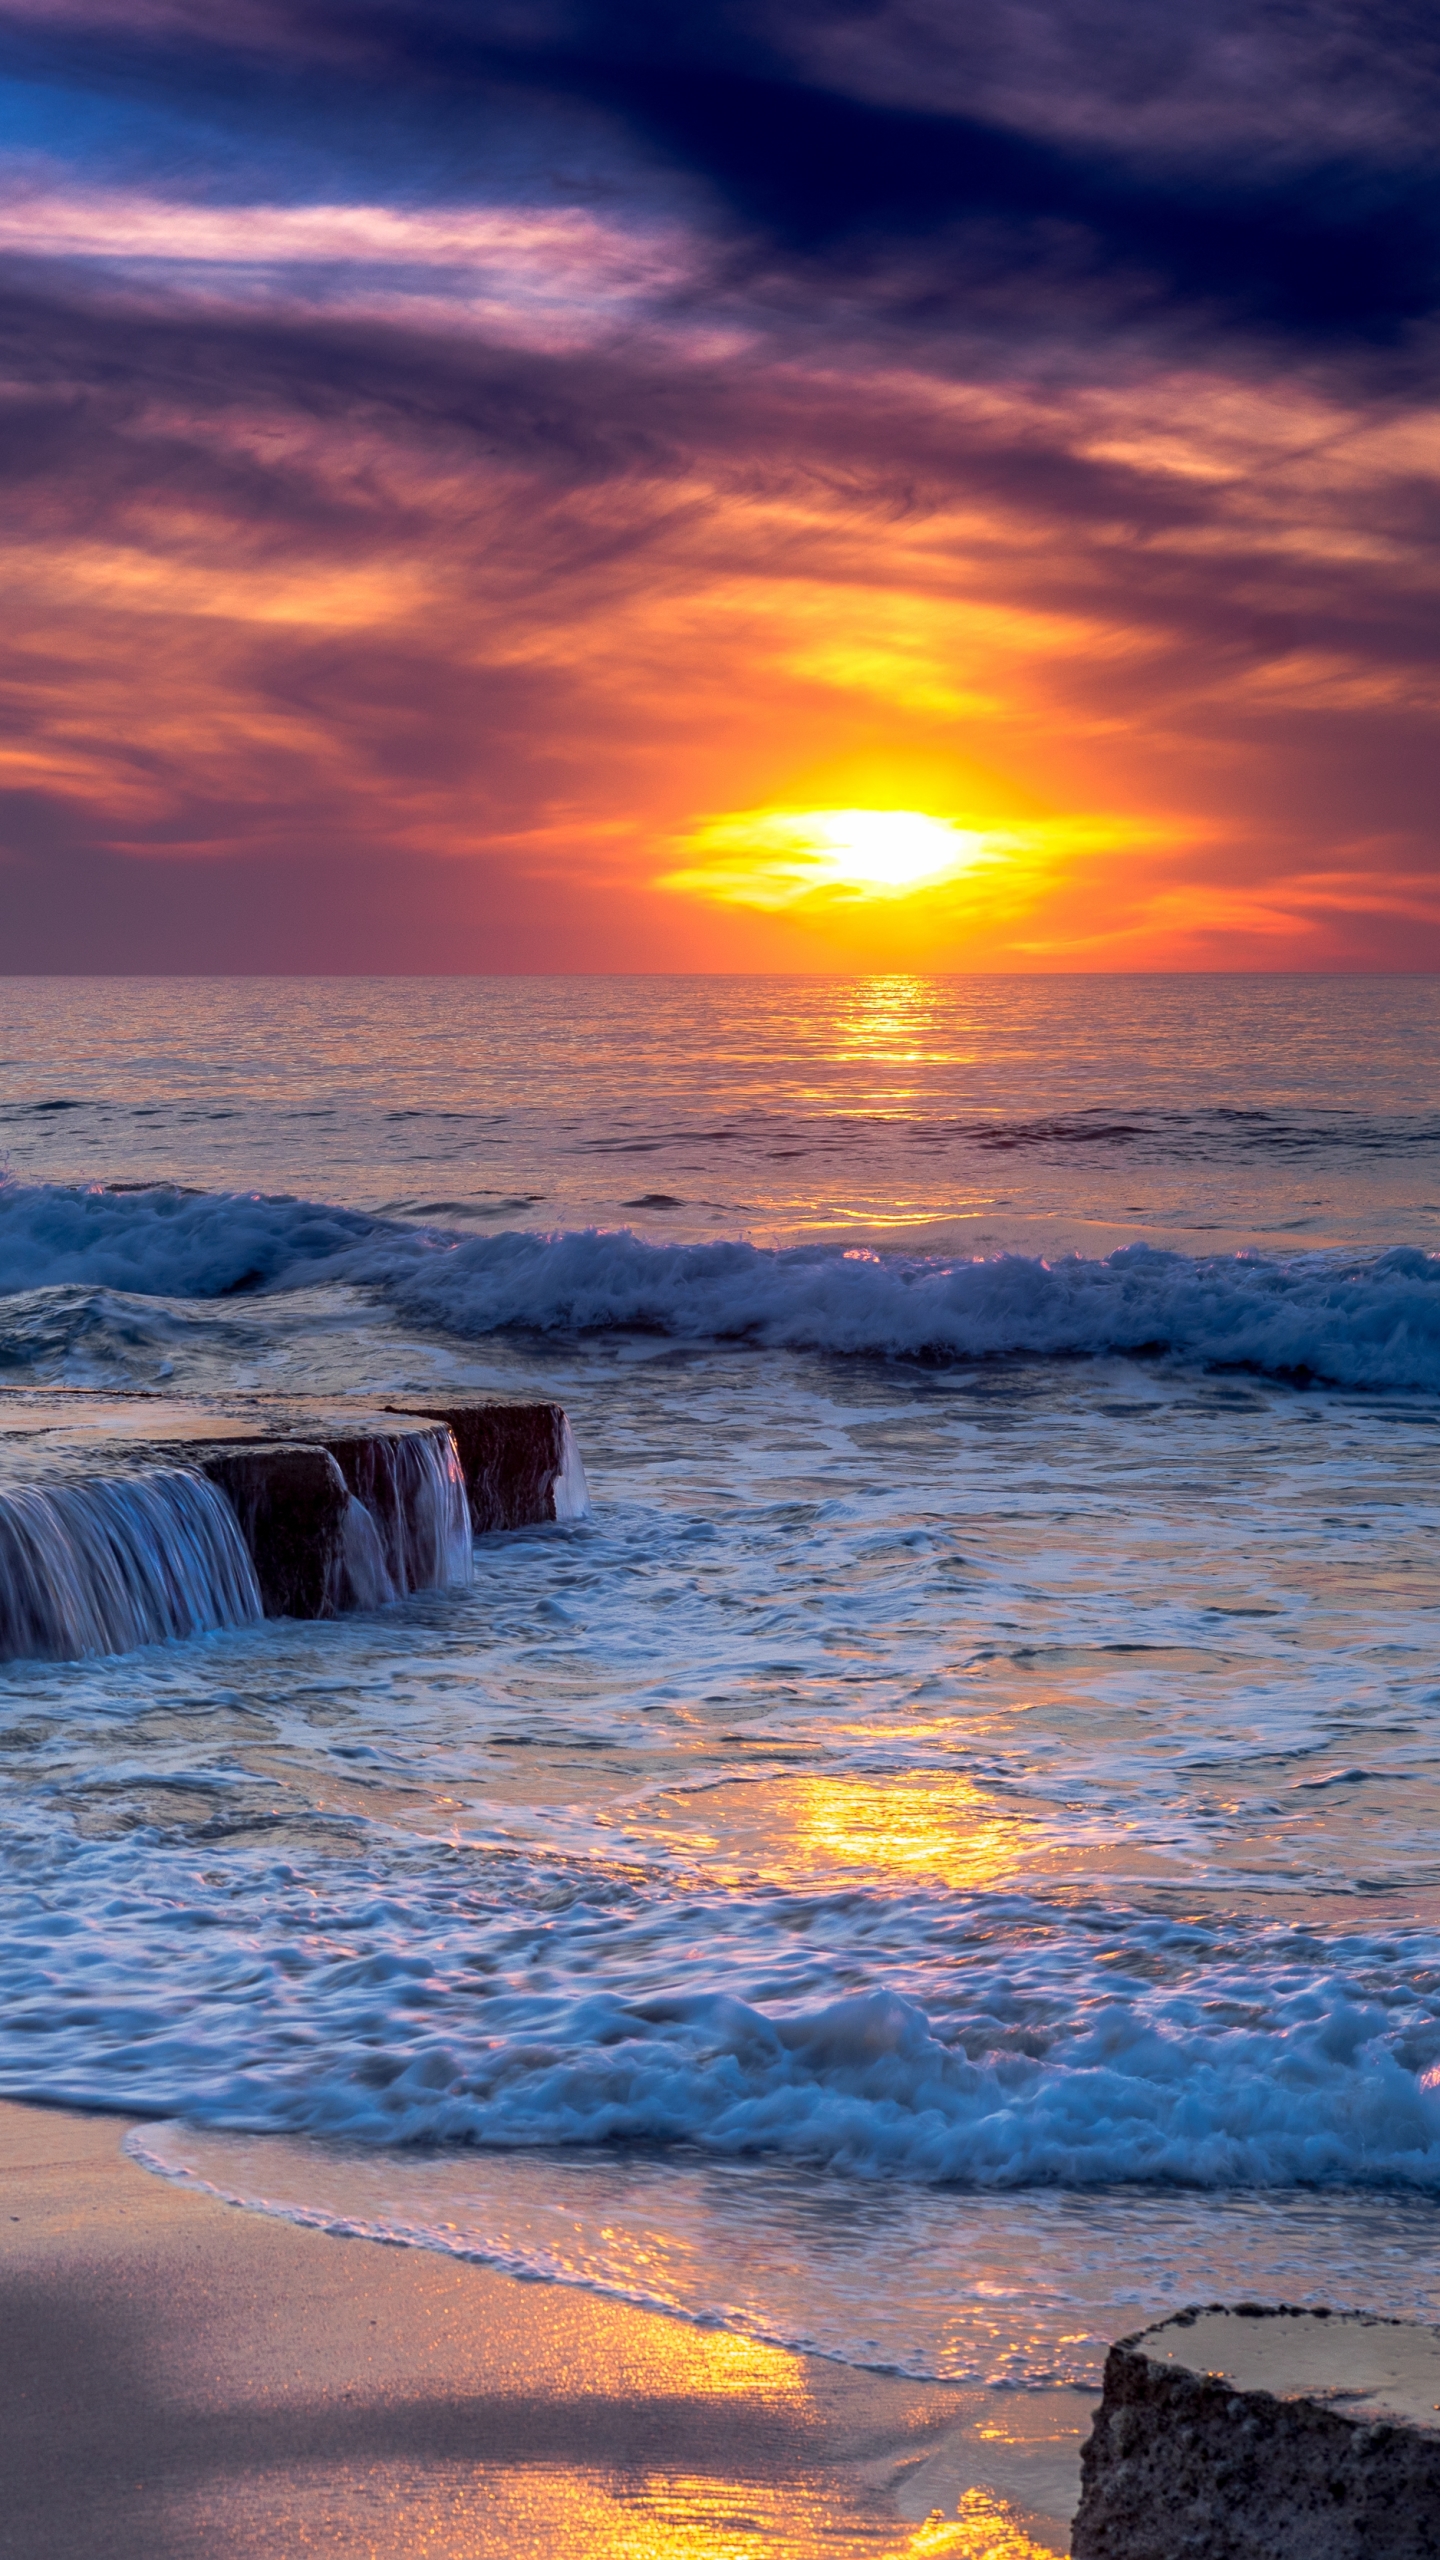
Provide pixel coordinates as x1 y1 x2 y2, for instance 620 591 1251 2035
128 1398 473 1613
376 1393 587 1530
0 1385 588 1653
1072 2303 1440 2560
195 1441 350 1620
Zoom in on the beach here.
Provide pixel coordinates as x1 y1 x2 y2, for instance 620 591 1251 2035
0 2097 1082 2557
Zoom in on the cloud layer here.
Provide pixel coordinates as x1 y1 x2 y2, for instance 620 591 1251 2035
0 0 1437 966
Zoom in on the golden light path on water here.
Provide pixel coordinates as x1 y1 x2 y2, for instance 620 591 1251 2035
626 1772 1031 1889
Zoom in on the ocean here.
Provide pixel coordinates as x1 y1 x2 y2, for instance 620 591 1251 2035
2 972 1440 2390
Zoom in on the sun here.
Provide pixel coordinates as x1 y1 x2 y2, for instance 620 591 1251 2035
660 805 995 910
802 808 981 893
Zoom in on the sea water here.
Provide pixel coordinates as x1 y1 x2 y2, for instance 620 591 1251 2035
2 973 1440 2385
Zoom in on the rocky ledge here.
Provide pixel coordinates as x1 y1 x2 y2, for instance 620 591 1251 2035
0 1386 588 1656
1072 2303 1440 2560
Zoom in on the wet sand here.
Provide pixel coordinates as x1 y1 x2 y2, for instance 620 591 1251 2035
0 2098 1088 2558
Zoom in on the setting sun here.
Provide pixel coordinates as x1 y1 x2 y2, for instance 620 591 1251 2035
800 809 985 892
660 805 999 911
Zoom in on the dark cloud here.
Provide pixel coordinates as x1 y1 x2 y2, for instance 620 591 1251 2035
465 8 1440 347
2 1 1437 360
749 0 1440 156
0 246 1433 624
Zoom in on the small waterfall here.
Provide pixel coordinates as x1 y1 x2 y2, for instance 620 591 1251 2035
333 1495 396 1612
403 1397 589 1534
328 1425 473 1612
0 1468 263 1663
390 1428 474 1590
551 1415 591 1520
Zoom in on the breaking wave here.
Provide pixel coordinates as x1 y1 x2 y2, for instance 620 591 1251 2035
3 1181 1440 1389
5 1839 1440 2194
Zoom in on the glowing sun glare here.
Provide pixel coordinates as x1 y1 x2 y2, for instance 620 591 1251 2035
805 809 980 891
661 805 996 911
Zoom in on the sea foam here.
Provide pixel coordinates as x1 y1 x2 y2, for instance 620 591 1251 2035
2 1180 1440 1389
4 1835 1440 2195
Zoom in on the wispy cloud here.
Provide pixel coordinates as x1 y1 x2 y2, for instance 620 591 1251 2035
0 181 699 339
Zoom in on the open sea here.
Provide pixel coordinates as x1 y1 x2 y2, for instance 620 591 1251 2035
3 973 1440 2394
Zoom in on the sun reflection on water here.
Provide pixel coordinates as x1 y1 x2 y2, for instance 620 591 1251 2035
642 1772 1029 1890
785 1774 1023 1882
398 2473 1059 2557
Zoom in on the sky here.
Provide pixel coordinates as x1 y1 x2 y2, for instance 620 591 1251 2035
1 0 1438 971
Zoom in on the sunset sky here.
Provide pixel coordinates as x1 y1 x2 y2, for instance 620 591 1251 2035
1 0 1437 970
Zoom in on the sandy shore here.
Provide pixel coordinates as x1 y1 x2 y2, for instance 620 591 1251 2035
0 2097 1089 2558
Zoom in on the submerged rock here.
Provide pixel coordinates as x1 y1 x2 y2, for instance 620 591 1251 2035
1072 2303 1440 2560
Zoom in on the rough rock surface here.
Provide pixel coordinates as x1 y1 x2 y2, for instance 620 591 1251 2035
1072 2304 1440 2560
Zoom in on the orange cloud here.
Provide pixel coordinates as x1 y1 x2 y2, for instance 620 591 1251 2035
2 234 1438 968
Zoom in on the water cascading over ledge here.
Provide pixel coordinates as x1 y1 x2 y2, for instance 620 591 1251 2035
200 1420 473 1619
0 1470 263 1660
0 1388 588 1664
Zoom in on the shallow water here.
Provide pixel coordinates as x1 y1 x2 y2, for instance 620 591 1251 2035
129 2126 1440 2386
1 973 1439 2386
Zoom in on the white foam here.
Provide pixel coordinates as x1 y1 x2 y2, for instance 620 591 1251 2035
330 1494 395 1611
3 1180 1440 1391
4 1828 1440 2197
550 1414 591 1519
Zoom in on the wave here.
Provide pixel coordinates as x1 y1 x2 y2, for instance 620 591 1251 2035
3 1181 1440 1388
229 1976 1440 2193
0 1181 380 1299
5 1831 1440 2195
565 1103 1440 1163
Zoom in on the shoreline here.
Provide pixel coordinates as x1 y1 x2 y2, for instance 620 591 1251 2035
0 2097 1088 2557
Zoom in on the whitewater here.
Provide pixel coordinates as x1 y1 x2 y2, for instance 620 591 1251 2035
4 1182 1440 1387
2 971 1440 2386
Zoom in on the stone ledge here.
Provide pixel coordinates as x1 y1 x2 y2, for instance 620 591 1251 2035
0 1387 587 1643
376 1394 573 1531
195 1441 351 1619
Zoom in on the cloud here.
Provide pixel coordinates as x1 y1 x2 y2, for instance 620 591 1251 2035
4 1 1439 362
0 180 699 345
0 0 1437 965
